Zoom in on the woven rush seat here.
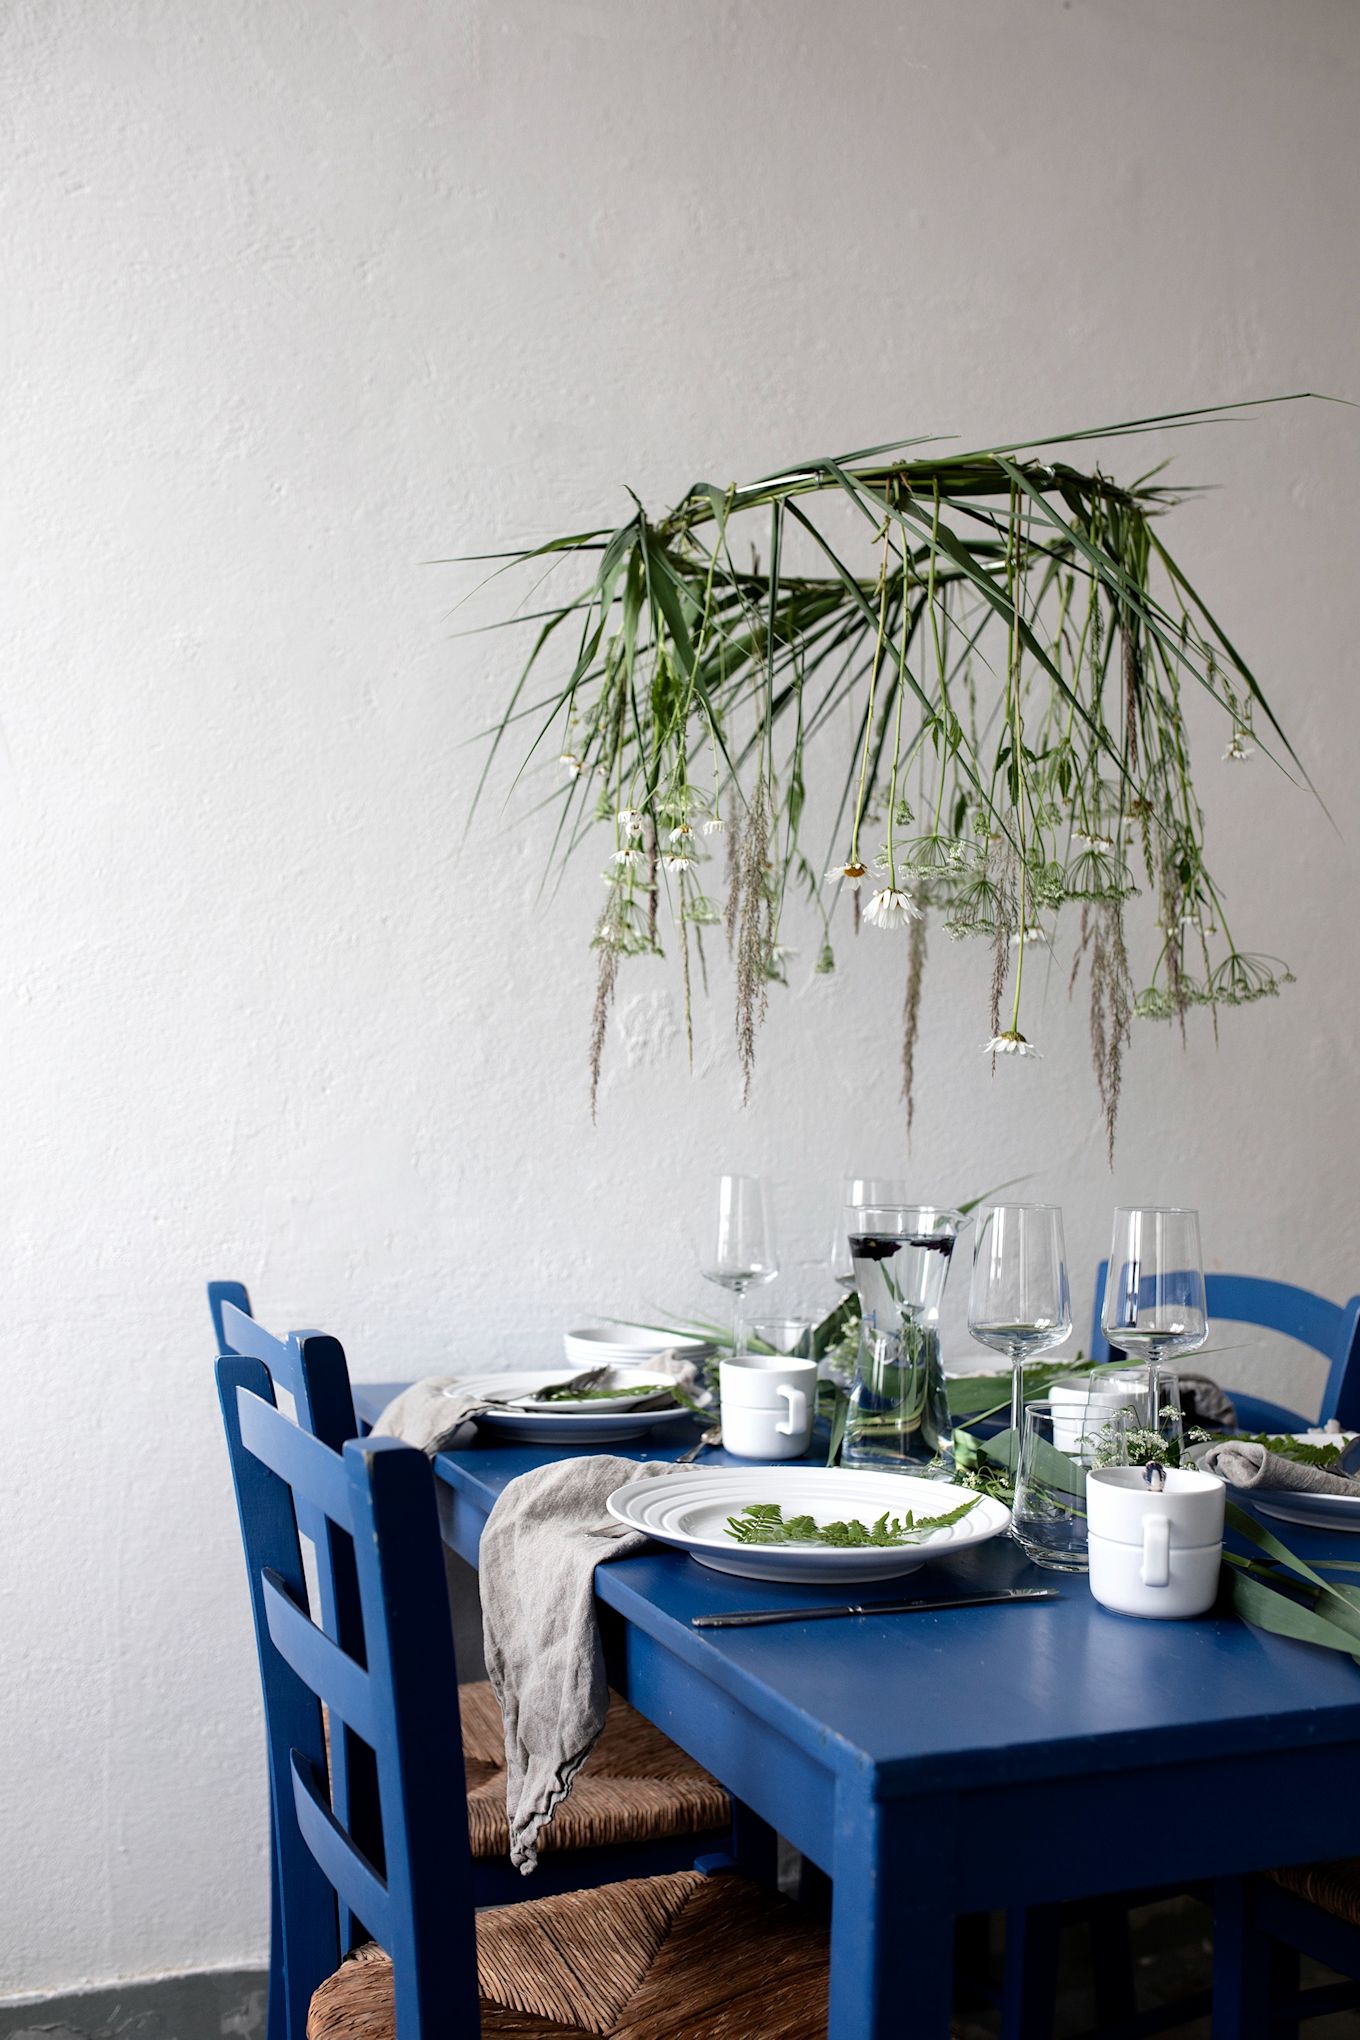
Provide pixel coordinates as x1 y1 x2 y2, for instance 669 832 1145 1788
308 1869 830 2039
1267 1855 1360 1927
458 1683 730 1859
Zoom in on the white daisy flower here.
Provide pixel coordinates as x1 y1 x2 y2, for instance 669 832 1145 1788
701 814 725 835
863 886 921 929
1074 830 1115 850
617 806 644 836
982 1031 1042 1058
612 846 643 868
1010 923 1047 946
662 852 694 873
825 858 869 890
1223 729 1254 762
559 753 585 777
668 822 694 846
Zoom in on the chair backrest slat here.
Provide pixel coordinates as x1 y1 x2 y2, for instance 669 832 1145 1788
219 1354 481 2038
238 1390 357 1534
262 1571 377 1747
1091 1260 1360 1425
289 1752 393 1952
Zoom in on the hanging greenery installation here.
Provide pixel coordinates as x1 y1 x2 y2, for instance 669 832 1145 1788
470 401 1316 1157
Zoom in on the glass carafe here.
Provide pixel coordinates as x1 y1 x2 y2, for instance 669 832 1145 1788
842 1205 963 1474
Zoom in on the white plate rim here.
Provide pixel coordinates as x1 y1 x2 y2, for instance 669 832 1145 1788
606 1467 1009 1554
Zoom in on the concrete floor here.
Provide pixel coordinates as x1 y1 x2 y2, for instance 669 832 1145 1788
0 1970 265 2040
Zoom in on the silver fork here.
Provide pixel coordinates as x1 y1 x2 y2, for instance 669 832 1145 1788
675 1424 722 1465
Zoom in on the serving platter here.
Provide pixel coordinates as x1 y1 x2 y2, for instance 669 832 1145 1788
606 1465 1011 1583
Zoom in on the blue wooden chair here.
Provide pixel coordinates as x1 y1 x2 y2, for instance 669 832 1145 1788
218 1351 831 2039
1213 1861 1360 2036
210 1283 734 2033
1089 1263 1360 1432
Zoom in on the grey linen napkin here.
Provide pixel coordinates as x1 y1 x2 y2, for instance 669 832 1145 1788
1188 1437 1359 1496
371 1351 699 1458
479 1455 675 1873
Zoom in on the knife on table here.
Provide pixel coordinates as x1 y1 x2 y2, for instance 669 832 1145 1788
691 1587 1060 1628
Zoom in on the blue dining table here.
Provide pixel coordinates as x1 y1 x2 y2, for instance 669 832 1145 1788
353 1385 1351 2040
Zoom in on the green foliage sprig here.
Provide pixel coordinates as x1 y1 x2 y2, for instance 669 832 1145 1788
471 401 1327 1151
725 1498 979 1547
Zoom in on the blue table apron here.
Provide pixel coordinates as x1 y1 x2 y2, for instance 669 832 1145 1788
354 1385 1354 2040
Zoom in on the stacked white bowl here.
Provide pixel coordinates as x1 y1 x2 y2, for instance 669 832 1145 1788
563 1322 716 1369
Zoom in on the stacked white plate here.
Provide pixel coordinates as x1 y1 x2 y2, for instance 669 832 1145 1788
1242 1429 1360 1533
564 1323 716 1369
458 1368 697 1445
607 1466 1011 1583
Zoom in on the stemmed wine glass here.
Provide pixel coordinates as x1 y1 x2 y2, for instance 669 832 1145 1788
968 1204 1073 1438
701 1175 778 1356
1102 1207 1208 1423
829 1176 908 1290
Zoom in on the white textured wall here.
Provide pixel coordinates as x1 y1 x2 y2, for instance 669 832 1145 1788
3 0 1357 1996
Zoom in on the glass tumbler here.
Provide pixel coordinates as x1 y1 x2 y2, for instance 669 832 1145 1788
1011 1395 1135 1571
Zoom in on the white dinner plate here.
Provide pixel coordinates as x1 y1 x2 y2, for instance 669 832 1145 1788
1234 1430 1360 1534
1246 1490 1360 1534
606 1466 1011 1583
457 1370 697 1445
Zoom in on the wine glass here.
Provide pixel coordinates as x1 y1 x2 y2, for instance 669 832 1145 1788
968 1205 1073 1438
829 1177 908 1289
1102 1207 1208 1423
701 1175 778 1355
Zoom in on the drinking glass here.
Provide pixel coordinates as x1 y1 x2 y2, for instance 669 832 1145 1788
829 1177 909 1290
968 1205 1073 1439
700 1174 778 1356
1012 1396 1133 1571
1102 1208 1208 1422
1108 1365 1187 1464
749 1317 814 1359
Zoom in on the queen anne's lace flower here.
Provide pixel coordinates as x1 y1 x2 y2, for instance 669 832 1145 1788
825 858 869 890
863 886 921 929
982 1030 1041 1058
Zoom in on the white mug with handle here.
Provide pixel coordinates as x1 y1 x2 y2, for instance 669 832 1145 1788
719 1352 817 1460
1086 1464 1225 1619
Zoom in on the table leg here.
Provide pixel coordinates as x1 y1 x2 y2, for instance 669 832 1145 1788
830 1792 953 2040
1212 1877 1274 2040
1001 1904 1062 2040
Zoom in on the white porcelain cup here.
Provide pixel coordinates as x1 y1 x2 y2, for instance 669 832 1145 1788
719 1353 817 1460
1048 1374 1141 1454
1086 1465 1225 1619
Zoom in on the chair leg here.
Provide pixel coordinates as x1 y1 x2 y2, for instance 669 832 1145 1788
1002 1903 1063 2040
266 1844 287 2040
1212 1876 1272 2039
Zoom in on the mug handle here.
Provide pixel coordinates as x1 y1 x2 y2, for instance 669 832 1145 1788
776 1385 808 1437
1140 1515 1171 1588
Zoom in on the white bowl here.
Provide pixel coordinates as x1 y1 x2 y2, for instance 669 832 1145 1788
564 1323 715 1368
